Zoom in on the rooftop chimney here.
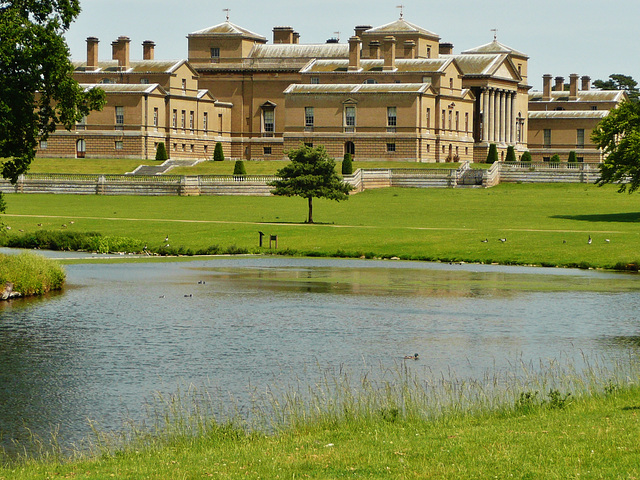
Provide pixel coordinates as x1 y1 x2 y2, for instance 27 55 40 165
554 76 564 92
86 37 99 71
439 42 454 55
354 25 371 38
569 73 579 100
111 36 130 70
403 40 416 59
581 75 591 91
142 40 155 60
383 36 396 71
273 26 294 44
542 74 552 101
348 36 361 71
293 32 300 44
369 40 381 59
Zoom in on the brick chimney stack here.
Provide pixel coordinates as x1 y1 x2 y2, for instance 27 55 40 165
403 40 416 59
569 73 579 100
581 75 591 91
273 26 295 44
542 74 552 101
554 76 564 91
383 36 396 71
111 36 131 70
86 37 99 71
348 36 361 71
142 40 155 60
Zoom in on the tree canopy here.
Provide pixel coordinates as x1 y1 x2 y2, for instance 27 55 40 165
269 144 353 223
0 0 105 185
593 74 639 102
593 101 640 192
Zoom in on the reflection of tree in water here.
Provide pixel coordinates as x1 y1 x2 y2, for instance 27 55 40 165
0 300 82 457
602 336 640 349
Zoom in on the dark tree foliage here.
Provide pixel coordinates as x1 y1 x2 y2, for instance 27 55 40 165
593 101 640 192
593 74 639 102
155 142 168 161
568 151 577 163
233 159 246 175
341 152 353 175
550 154 560 163
269 144 353 223
0 0 106 187
486 143 498 164
505 145 516 163
213 142 224 161
520 151 532 163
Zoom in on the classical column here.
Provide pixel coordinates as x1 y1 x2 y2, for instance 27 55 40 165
493 89 500 143
488 89 495 142
482 88 489 142
510 91 517 144
505 92 512 144
499 91 505 143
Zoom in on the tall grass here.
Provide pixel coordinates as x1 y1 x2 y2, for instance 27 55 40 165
0 252 65 295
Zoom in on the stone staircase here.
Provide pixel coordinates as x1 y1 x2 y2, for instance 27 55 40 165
127 159 202 176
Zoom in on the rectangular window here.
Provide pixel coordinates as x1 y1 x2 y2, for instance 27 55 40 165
305 107 314 130
465 112 469 133
387 106 397 133
203 145 208 154
263 109 274 136
181 79 186 92
189 111 194 132
426 47 431 58
181 144 186 151
386 143 396 152
140 78 149 85
218 114 223 135
310 77 320 84
203 112 208 134
577 129 585 148
345 106 355 132
449 78 454 90
181 110 186 129
455 111 459 132
210 47 220 60
115 106 124 130
448 110 452 131
153 108 158 130
543 129 551 147
264 146 272 155
441 110 446 130
39 139 47 149
426 108 430 129
172 109 177 129
115 140 123 150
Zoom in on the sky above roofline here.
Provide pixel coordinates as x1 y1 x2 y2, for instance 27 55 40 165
65 0 640 91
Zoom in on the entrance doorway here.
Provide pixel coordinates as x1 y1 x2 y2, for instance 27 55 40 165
344 141 355 157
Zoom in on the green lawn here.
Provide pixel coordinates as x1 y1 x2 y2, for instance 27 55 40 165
2 183 639 269
26 158 159 174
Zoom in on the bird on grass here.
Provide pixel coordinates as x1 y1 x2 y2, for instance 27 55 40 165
605 239 610 243
588 235 592 245
499 238 507 243
481 238 488 243
37 223 43 227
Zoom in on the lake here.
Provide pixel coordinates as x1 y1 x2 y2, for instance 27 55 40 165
1 254 639 454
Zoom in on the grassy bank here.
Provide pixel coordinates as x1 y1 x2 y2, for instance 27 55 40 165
0 252 65 296
2 361 639 479
2 184 640 269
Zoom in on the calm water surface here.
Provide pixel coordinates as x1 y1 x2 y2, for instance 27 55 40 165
1 255 639 452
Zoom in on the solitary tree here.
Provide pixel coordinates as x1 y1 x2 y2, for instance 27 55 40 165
0 0 105 190
593 74 639 103
269 144 353 223
520 151 532 162
213 142 224 161
342 152 353 175
486 143 498 164
155 142 168 161
505 145 516 163
593 101 640 192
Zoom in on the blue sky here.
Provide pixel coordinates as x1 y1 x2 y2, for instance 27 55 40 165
65 0 640 91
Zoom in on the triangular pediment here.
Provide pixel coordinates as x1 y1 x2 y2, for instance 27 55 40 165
342 98 358 105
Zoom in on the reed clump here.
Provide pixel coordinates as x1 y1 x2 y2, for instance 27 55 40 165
0 252 65 296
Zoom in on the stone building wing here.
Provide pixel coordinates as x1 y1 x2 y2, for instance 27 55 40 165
188 21 266 42
461 40 528 59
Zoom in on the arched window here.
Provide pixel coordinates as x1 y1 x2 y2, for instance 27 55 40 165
344 141 355 156
76 139 86 158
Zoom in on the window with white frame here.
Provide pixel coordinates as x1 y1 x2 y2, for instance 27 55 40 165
262 108 275 136
115 140 123 150
577 129 585 148
387 106 397 133
181 110 186 130
153 108 158 130
115 106 124 130
203 112 208 135
344 106 355 133
189 111 194 133
39 139 47 149
305 107 314 130
172 110 177 129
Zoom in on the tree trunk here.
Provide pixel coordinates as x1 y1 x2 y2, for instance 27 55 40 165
307 196 313 223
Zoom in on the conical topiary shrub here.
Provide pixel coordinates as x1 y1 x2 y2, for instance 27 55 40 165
486 143 498 164
342 152 353 175
568 151 577 163
213 142 224 162
505 145 516 163
233 160 247 175
155 142 168 161
520 151 532 163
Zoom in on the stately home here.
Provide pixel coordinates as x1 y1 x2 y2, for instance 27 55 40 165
188 17 529 163
36 16 625 163
528 74 628 162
